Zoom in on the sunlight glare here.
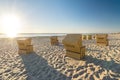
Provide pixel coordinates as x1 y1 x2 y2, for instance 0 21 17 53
1 13 21 38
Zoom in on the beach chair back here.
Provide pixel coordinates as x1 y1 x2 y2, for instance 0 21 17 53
87 35 92 40
62 34 82 53
96 34 108 46
82 35 86 40
50 36 59 45
62 34 86 60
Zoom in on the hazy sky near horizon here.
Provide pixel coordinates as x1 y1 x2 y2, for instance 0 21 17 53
0 0 120 33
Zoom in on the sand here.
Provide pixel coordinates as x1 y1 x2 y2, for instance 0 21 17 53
0 34 120 80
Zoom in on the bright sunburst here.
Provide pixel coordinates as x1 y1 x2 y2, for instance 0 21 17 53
1 13 21 38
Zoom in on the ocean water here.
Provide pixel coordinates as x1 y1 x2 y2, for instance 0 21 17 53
0 33 66 38
0 33 108 38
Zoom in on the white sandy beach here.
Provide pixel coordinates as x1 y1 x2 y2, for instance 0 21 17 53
0 34 120 80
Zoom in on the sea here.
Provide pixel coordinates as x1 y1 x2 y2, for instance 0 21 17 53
0 33 109 38
0 33 67 38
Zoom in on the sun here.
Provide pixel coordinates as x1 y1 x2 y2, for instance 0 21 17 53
1 14 21 38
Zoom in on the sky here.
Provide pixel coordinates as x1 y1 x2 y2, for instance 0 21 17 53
0 0 120 33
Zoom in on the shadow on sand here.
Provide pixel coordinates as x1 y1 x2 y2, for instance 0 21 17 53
73 55 120 80
82 56 120 80
20 52 71 80
84 56 120 73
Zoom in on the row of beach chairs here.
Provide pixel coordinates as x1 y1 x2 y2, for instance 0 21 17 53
17 34 108 60
51 34 108 60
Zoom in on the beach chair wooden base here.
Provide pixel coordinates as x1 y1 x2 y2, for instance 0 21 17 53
66 50 85 60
